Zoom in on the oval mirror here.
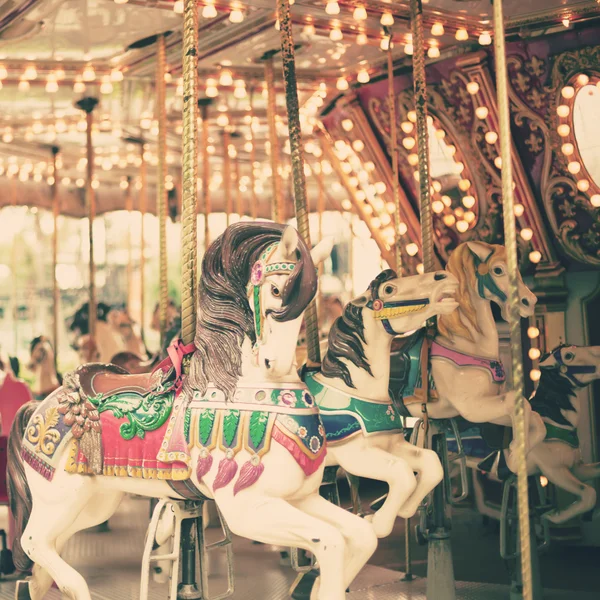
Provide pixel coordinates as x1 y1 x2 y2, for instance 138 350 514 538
573 84 600 186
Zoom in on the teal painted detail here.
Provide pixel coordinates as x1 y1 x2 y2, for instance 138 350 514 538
183 407 192 443
198 409 216 446
544 421 579 448
402 332 436 400
249 411 270 448
89 390 174 441
222 410 241 447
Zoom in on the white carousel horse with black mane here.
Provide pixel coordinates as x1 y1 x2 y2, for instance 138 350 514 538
486 343 600 524
27 336 61 401
8 222 378 600
304 269 460 538
391 241 546 457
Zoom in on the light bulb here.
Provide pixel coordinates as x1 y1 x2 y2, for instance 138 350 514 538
458 179 471 192
404 43 414 55
562 18 570 28
462 195 475 208
406 243 419 256
456 220 469 233
341 119 353 131
520 227 533 241
529 251 542 264
45 77 58 93
357 69 370 84
356 32 368 45
403 137 416 150
380 37 391 51
0 65 6 79
407 110 417 123
219 69 233 86
432 200 445 213
336 77 349 91
303 23 316 36
455 28 468 41
530 369 541 382
590 194 600 207
485 131 498 144
24 64 37 80
577 179 590 192
18 79 30 92
577 73 589 86
466 81 479 95
100 76 113 94
203 3 217 18
475 106 489 119
401 122 414 134
527 326 540 339
353 6 367 20
111 68 124 82
494 156 502 169
443 214 456 227
567 161 581 174
229 9 244 23
431 22 444 36
82 65 95 81
478 32 492 46
325 1 340 15
74 79 86 93
512 204 524 218
330 28 343 42
557 124 570 137
380 12 394 26
428 46 440 59
556 105 570 117
561 86 575 99
561 143 574 155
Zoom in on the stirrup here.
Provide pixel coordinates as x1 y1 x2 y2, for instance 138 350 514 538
140 499 234 600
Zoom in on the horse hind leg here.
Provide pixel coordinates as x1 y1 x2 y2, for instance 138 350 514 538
572 462 600 482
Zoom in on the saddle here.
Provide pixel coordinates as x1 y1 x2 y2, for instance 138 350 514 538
75 363 163 398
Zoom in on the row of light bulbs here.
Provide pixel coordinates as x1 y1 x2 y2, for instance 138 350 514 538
114 0 246 23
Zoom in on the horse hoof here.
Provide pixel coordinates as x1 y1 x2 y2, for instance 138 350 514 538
289 568 319 600
15 580 32 600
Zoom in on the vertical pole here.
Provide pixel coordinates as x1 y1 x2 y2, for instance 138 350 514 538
51 146 60 366
76 97 99 341
156 33 169 348
387 38 403 275
277 0 320 366
404 517 414 581
125 176 133 313
493 2 532 599
10 181 18 355
222 129 232 226
199 101 211 254
139 143 147 340
235 156 243 217
410 0 434 273
248 89 258 220
264 57 283 222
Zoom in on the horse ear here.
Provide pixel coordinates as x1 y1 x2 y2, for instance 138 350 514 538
465 241 493 263
280 226 299 261
311 237 334 267
351 294 369 307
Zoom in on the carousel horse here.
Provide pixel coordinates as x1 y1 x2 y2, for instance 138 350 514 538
303 269 460 538
27 337 61 401
111 300 181 374
390 241 546 457
484 344 600 524
68 302 148 364
8 222 377 600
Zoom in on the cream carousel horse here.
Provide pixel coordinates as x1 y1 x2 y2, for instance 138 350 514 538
27 337 61 401
486 344 600 524
391 241 546 456
304 269 459 538
8 222 377 600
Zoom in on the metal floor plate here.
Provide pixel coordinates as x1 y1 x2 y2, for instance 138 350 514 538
0 496 592 600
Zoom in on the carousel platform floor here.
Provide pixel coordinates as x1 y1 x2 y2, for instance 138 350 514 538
0 495 595 600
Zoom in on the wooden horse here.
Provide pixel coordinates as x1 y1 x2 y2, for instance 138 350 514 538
304 269 460 537
27 337 61 401
487 344 600 524
8 222 377 600
391 241 546 456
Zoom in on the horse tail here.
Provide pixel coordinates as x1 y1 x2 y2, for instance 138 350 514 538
7 402 37 571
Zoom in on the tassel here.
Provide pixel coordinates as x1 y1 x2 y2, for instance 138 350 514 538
212 457 238 491
233 459 264 495
79 430 103 475
196 454 213 480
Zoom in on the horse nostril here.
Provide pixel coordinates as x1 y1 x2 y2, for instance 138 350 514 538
434 273 447 281
265 359 271 369
522 298 529 307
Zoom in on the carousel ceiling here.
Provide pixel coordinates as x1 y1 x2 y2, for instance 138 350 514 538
0 0 598 270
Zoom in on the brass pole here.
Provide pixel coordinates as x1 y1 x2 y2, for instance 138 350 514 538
199 101 211 254
51 146 60 366
139 143 147 340
235 156 243 217
277 0 320 365
264 57 283 222
410 0 434 273
76 97 99 340
125 176 133 314
156 33 169 348
387 38 403 275
493 2 532 598
181 0 198 346
249 89 258 219
222 129 232 226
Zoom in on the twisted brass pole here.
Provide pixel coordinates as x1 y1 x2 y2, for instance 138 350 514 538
264 57 283 222
200 101 211 253
156 33 168 349
222 129 232 226
410 0 434 273
493 2 532 598
181 0 198 346
125 175 133 314
51 146 60 366
277 0 320 365
139 143 147 340
249 89 258 219
235 156 243 217
76 97 99 340
387 39 403 275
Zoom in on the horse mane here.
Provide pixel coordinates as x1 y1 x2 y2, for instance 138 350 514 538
529 348 576 427
321 270 396 389
187 222 318 401
68 301 111 334
30 335 45 354
438 242 505 342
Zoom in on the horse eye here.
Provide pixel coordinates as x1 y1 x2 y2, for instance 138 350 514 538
271 285 281 298
493 266 504 275
384 285 395 295
564 352 574 361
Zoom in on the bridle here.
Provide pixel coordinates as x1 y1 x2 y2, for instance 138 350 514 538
469 248 507 303
552 347 595 387
365 270 430 336
247 242 297 354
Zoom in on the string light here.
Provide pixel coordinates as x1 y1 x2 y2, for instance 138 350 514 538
336 77 349 91
0 65 6 79
45 74 58 93
577 73 589 86
18 78 30 92
380 12 394 26
100 76 113 94
356 32 368 45
24 64 37 80
527 326 540 339
111 68 124 82
219 69 233 86
74 77 86 93
325 1 340 15
557 124 570 137
479 32 492 45
203 2 217 18
357 69 370 83
529 250 542 264
520 228 533 241
485 131 498 144
431 22 444 36
303 23 316 36
428 44 440 59
82 64 95 81
229 7 244 23
330 27 343 42
406 243 419 256
475 106 489 119
404 43 414 55
466 81 479 95
590 194 600 207
455 28 468 41
562 18 570 28
353 6 367 20
556 105 570 117
561 86 575 99
514 203 524 217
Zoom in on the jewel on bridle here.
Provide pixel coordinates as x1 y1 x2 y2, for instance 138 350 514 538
251 260 266 286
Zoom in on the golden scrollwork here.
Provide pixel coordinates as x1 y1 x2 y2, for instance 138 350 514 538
25 407 61 457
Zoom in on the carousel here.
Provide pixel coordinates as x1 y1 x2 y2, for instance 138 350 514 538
0 0 599 599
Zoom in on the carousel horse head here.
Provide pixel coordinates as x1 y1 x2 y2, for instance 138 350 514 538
66 301 112 348
438 241 537 340
27 336 55 372
539 343 600 389
349 269 459 335
151 299 180 333
188 222 333 399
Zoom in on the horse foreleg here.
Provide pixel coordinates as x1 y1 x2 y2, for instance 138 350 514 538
293 494 377 590
331 443 417 538
217 494 346 600
391 436 444 519
572 462 600 482
539 465 596 524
